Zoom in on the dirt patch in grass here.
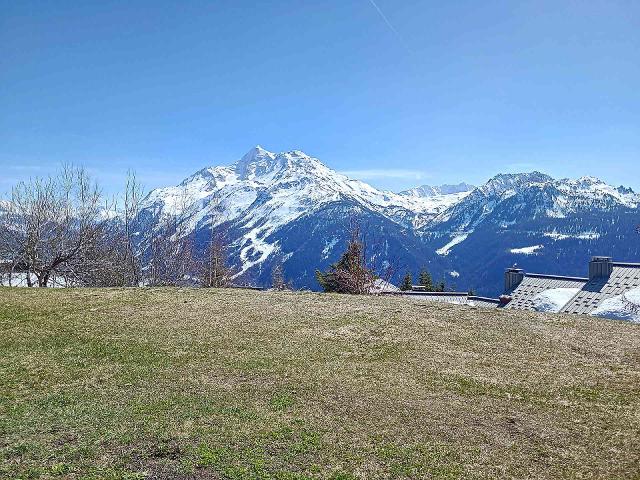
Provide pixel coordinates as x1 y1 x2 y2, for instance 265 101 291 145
1 287 639 479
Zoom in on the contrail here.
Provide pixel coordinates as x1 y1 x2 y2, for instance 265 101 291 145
366 0 410 53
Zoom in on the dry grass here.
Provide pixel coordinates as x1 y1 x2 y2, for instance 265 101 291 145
1 287 639 479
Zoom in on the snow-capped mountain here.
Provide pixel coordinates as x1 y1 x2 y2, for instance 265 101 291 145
421 172 640 294
423 171 638 241
138 147 640 294
141 146 467 278
144 146 467 230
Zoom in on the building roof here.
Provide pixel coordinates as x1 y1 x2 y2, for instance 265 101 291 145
504 274 588 311
502 258 640 317
468 296 502 308
396 291 500 308
560 263 640 315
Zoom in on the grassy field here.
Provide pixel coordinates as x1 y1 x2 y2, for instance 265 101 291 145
1 287 639 480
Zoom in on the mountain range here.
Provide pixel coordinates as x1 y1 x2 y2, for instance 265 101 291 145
139 146 640 295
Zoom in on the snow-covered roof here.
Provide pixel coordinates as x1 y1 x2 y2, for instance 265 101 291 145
504 274 588 311
503 259 640 322
590 287 640 323
531 288 582 313
560 262 640 316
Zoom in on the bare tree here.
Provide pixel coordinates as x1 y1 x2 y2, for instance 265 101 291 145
0 202 24 286
271 261 290 290
1 165 108 287
120 170 146 286
197 196 231 288
365 229 401 294
145 185 198 286
199 232 230 288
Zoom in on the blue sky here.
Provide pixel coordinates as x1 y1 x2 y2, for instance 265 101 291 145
1 0 639 194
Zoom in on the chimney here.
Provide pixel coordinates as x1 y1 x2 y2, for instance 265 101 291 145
504 266 524 292
589 256 613 280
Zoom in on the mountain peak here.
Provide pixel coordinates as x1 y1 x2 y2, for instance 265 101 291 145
234 146 278 179
567 175 606 187
479 171 553 195
490 171 552 183
234 147 330 180
240 145 275 162
287 149 308 157
577 175 601 183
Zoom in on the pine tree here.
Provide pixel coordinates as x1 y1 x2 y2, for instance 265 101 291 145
316 221 374 294
400 272 413 291
418 268 433 291
435 280 446 292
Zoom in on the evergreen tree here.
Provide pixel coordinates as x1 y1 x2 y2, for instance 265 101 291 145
435 279 446 292
418 268 433 291
316 222 374 294
400 272 413 291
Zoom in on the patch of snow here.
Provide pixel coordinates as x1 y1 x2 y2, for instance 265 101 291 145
369 279 399 294
532 288 581 313
576 232 600 240
590 288 640 323
510 245 543 255
236 227 278 276
436 234 469 256
281 252 294 262
322 237 339 259
544 231 600 241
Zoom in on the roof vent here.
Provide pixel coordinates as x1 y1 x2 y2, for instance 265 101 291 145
504 267 525 292
589 256 613 280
